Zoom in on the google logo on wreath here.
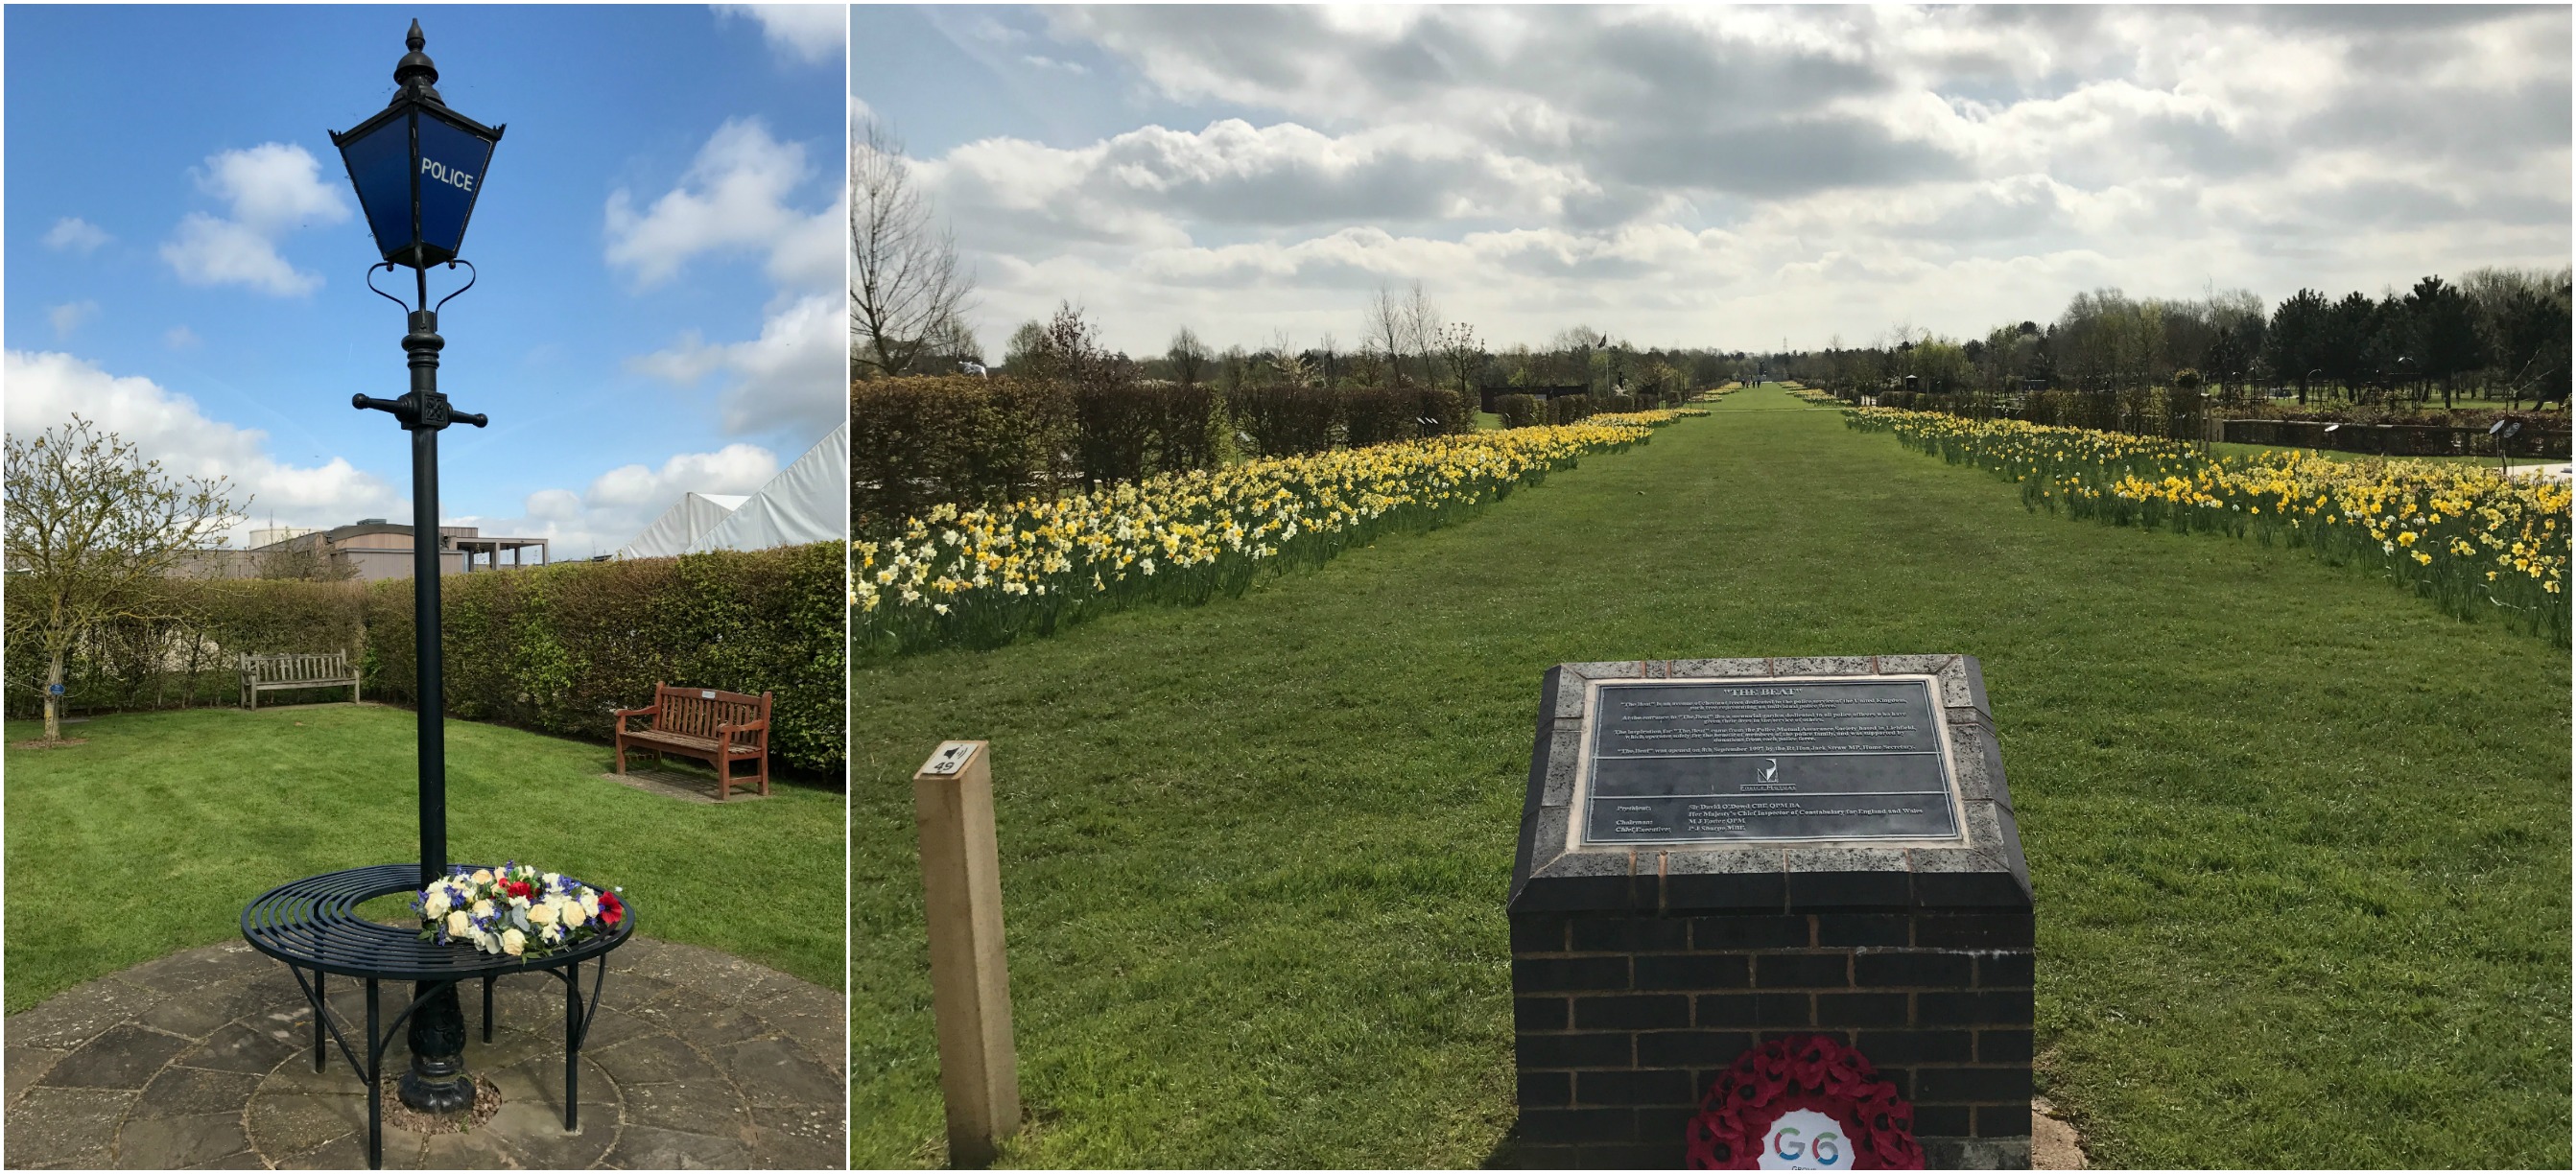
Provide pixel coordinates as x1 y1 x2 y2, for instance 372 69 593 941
1758 1109 1850 1170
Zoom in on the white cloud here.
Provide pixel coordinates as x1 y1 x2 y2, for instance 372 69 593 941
610 118 842 446
715 4 843 66
872 5 2572 351
197 142 350 229
164 326 201 350
49 302 99 339
43 217 111 253
2 351 398 545
603 118 839 290
160 143 349 296
447 442 782 559
631 293 845 436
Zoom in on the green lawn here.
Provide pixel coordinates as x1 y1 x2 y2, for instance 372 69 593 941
6 704 843 1011
854 385 2568 1168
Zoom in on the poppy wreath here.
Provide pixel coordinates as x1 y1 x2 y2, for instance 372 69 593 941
1684 1034 1925 1170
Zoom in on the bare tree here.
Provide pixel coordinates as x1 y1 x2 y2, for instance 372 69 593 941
853 119 974 379
1402 282 1441 389
1169 327 1211 387
1436 321 1484 405
1365 284 1408 387
5 416 238 742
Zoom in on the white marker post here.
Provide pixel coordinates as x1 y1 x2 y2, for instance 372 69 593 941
911 740 1020 1166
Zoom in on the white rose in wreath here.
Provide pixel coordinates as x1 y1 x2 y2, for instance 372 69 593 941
445 911 470 937
529 901 559 927
424 891 451 918
501 928 527 956
470 869 494 885
561 902 588 929
471 899 494 918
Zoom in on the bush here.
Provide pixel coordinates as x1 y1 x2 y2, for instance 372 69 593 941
7 546 847 776
1495 394 1540 428
1548 394 1595 424
1417 387 1474 436
1229 384 1343 456
852 375 1073 539
1342 387 1422 448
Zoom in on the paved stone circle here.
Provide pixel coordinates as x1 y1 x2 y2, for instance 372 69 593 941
5 937 844 1169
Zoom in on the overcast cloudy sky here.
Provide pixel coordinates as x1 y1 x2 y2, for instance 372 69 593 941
8 4 842 556
855 4 2570 357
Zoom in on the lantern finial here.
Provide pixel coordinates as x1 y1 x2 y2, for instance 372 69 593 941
395 19 442 103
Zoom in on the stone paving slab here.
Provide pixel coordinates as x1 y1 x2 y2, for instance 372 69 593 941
4 937 843 1169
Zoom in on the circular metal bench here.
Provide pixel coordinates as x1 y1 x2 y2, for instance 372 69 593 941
241 863 633 1169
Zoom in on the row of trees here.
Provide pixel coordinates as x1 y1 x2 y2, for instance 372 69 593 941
1790 269 2570 413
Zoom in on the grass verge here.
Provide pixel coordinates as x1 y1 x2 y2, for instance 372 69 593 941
854 385 2567 1168
6 703 844 1011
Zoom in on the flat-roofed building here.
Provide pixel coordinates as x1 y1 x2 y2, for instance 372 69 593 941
177 520 549 581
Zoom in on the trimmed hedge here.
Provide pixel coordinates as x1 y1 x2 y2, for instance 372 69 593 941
3 578 367 716
851 375 1075 538
854 374 1226 534
1229 385 1342 456
5 543 845 776
1495 394 1541 428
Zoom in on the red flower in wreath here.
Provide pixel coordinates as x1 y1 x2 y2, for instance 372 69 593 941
501 879 534 900
598 891 625 928
1684 1035 1925 1170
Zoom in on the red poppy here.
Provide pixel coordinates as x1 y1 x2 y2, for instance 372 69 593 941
1684 1035 1925 1170
599 891 625 927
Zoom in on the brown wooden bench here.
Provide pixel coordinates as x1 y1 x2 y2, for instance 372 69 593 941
242 650 361 710
613 683 772 800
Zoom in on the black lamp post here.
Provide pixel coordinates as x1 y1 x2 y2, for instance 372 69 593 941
330 19 503 1117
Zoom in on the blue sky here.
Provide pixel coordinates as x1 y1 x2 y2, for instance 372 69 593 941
7 4 845 556
855 6 2568 357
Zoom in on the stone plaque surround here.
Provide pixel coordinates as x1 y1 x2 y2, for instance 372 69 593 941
1507 656 2034 1170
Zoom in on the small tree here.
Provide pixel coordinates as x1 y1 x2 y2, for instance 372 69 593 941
1168 327 1211 387
853 119 975 379
5 416 239 741
1436 321 1484 410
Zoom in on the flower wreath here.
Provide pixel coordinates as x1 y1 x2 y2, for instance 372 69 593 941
1684 1034 1925 1170
414 862 625 959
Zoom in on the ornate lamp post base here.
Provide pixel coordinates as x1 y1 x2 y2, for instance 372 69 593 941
397 981 476 1114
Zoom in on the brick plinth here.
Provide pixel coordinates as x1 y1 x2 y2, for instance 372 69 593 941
1508 910 2033 1168
1507 657 2035 1170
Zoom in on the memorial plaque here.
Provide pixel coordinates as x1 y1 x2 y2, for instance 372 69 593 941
1572 675 1963 846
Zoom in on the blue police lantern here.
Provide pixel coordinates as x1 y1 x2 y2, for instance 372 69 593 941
329 20 504 270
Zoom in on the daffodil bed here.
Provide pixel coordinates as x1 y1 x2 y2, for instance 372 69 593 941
1846 408 2571 641
852 410 1705 655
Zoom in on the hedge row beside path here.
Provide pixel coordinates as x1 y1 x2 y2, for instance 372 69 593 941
853 410 1706 657
5 543 846 774
1847 408 2571 641
852 375 1480 538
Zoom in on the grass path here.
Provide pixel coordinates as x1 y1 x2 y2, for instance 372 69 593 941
5 704 845 1010
853 385 2568 1168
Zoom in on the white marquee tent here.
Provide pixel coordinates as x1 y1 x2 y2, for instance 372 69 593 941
687 418 848 553
616 492 747 559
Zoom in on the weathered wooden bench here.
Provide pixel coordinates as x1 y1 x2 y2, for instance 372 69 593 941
613 683 772 800
242 650 361 710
